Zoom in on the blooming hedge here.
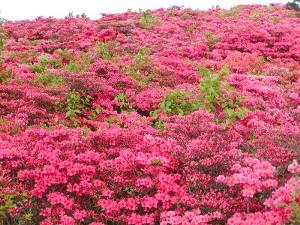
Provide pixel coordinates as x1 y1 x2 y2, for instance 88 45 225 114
0 3 299 225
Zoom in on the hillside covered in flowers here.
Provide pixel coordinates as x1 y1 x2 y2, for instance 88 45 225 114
0 4 300 225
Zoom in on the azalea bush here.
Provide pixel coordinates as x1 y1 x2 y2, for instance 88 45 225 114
0 3 300 225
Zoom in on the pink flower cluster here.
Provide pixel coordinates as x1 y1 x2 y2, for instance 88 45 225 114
0 3 299 225
217 157 278 198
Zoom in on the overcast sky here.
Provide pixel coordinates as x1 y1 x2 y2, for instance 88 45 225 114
0 0 289 21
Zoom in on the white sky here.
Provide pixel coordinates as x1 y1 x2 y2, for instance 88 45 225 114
0 0 289 21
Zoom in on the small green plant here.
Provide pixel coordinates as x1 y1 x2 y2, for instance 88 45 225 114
40 122 51 129
88 107 102 120
123 47 156 85
151 158 163 166
270 16 281 24
218 6 243 18
0 191 33 225
134 47 152 70
157 90 200 116
0 68 12 84
197 64 249 124
204 31 220 50
29 63 46 73
139 10 159 29
65 92 93 127
198 67 223 112
30 55 62 73
152 120 165 130
65 53 91 72
185 24 197 33
0 34 4 51
288 188 300 224
115 93 130 112
250 10 262 20
97 41 113 60
65 60 80 72
0 26 7 51
252 56 266 75
122 187 135 197
34 72 63 86
56 48 74 63
181 11 192 20
104 115 118 127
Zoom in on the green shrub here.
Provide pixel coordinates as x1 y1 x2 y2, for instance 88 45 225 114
115 93 130 112
204 31 220 49
30 55 62 73
157 90 200 116
134 47 152 70
65 92 93 127
123 47 156 84
0 68 12 84
250 10 262 20
97 41 114 60
65 60 81 72
197 64 249 124
0 191 33 225
218 6 243 18
56 49 74 63
139 10 159 29
34 73 63 86
287 188 300 224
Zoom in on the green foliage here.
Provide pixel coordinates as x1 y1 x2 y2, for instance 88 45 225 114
222 105 249 125
253 56 266 75
151 158 163 166
134 47 152 70
29 64 45 73
56 48 74 62
31 40 39 46
0 68 12 84
204 31 220 49
115 93 130 112
0 24 7 51
198 68 223 112
0 191 33 225
104 115 118 127
185 24 197 33
152 120 165 130
40 122 51 129
34 72 63 86
218 6 243 18
197 64 249 124
197 64 211 77
0 34 4 51
30 55 62 73
88 107 102 120
65 92 93 127
65 60 80 72
65 53 91 73
123 47 156 85
123 67 142 80
250 10 262 20
288 188 300 224
121 187 135 197
270 15 281 24
97 41 113 60
139 10 159 29
158 90 200 116
181 11 192 20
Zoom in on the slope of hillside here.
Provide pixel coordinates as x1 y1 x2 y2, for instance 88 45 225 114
0 4 299 225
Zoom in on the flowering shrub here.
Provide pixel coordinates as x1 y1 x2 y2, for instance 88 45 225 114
0 3 300 225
